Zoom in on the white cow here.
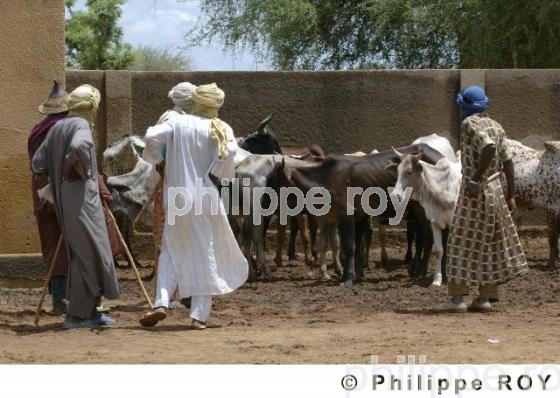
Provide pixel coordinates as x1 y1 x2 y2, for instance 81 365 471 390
389 142 462 287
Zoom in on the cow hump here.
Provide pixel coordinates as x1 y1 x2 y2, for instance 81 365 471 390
544 141 560 154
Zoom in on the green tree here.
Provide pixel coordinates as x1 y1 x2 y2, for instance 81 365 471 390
185 0 560 70
130 45 193 71
459 0 560 68
65 0 134 70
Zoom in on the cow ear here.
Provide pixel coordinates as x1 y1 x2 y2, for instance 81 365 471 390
412 149 423 161
411 150 423 171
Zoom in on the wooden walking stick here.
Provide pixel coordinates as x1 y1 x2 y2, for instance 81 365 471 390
104 202 154 308
34 235 63 326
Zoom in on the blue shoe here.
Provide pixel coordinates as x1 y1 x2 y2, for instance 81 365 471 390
62 314 116 329
93 314 116 326
79 314 116 329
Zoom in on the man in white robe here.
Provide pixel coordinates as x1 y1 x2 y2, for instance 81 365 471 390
139 83 248 329
151 82 197 309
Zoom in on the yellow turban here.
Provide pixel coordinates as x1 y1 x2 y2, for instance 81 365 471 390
68 84 101 113
192 83 225 109
67 84 101 127
191 83 230 160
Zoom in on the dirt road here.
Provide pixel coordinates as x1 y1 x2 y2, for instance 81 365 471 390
1 237 559 364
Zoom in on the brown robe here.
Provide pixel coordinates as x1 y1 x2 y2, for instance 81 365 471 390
32 116 119 318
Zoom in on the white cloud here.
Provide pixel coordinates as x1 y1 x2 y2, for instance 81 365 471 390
70 0 271 70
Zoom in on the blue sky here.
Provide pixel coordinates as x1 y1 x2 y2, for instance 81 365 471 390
73 0 271 70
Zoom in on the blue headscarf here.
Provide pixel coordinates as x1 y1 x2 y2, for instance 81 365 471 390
456 85 489 120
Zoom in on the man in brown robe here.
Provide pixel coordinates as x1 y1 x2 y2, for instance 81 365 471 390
32 84 119 329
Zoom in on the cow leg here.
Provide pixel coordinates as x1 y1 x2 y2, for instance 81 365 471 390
410 221 424 278
296 215 311 266
441 227 449 283
253 222 271 280
330 223 343 276
420 220 433 278
338 215 356 287
262 215 271 251
229 216 242 245
376 219 387 266
354 217 370 283
288 217 299 265
546 210 559 267
430 223 443 287
275 220 286 267
557 213 560 260
405 220 416 266
242 216 256 280
317 220 331 280
114 213 128 268
309 215 319 262
120 216 144 268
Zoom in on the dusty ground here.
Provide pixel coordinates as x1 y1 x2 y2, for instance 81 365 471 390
0 234 559 364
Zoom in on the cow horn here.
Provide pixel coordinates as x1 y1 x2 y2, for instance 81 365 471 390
257 112 276 134
392 147 405 159
289 151 310 160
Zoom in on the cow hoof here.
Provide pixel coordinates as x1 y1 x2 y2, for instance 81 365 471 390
341 279 354 288
430 275 443 288
321 273 331 281
288 259 299 267
407 265 416 277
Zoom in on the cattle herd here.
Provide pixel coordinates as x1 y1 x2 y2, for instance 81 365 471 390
101 114 560 288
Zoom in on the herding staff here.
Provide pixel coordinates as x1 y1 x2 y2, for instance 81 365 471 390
103 201 154 309
34 235 64 326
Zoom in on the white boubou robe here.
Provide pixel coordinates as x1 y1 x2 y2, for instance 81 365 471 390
144 114 248 298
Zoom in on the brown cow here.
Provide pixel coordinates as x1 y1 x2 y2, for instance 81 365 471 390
268 143 445 287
